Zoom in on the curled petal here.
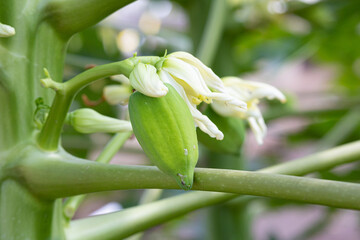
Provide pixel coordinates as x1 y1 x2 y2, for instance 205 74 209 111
163 57 247 111
110 74 130 85
222 77 286 103
0 23 15 37
163 57 211 101
248 117 265 145
211 99 247 119
159 70 224 140
130 63 168 97
168 51 225 92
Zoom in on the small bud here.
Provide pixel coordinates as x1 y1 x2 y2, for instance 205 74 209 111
103 85 132 105
129 63 168 97
0 22 15 37
67 108 132 134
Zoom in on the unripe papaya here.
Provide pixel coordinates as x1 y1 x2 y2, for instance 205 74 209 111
129 83 198 190
197 106 245 155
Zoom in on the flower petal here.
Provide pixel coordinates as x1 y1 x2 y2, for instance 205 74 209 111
159 70 224 140
130 63 168 97
222 77 286 103
168 51 225 92
0 23 15 37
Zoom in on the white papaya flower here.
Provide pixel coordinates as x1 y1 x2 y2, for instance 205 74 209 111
103 52 248 140
212 77 286 144
162 52 247 109
156 52 247 140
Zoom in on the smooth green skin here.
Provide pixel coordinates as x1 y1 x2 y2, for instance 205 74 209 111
197 106 245 155
129 84 199 190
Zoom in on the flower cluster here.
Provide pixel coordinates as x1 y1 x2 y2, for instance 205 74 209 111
104 52 286 144
212 77 286 144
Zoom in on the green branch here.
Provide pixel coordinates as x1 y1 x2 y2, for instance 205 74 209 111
63 131 132 221
61 140 360 239
66 192 231 240
43 0 134 37
37 57 159 151
17 156 360 210
14 141 360 207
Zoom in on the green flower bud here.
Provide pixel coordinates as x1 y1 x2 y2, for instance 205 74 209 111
103 85 132 105
129 83 198 190
67 108 132 134
197 106 245 155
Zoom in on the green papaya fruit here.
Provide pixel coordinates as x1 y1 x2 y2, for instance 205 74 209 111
129 83 198 190
197 106 245 155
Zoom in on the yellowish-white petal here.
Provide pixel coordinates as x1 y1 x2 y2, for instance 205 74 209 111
248 117 264 145
110 74 130 85
222 77 286 103
163 57 211 99
159 70 224 140
0 23 15 37
130 63 168 97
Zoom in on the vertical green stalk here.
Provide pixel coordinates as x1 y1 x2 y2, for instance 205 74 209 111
0 0 68 239
196 0 228 65
194 0 251 239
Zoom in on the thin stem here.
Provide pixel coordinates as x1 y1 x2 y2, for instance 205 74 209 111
259 139 360 175
66 192 231 240
63 131 133 220
96 132 133 164
196 0 227 65
62 140 360 239
37 57 159 151
316 108 360 151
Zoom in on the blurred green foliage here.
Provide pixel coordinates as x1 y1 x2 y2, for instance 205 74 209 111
64 1 360 238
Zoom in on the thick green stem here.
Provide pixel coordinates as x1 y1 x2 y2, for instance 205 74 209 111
62 140 360 239
12 141 360 210
63 131 132 220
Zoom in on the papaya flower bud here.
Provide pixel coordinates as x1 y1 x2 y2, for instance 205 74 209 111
212 77 286 145
0 22 15 37
66 108 132 134
129 62 168 97
103 84 132 105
